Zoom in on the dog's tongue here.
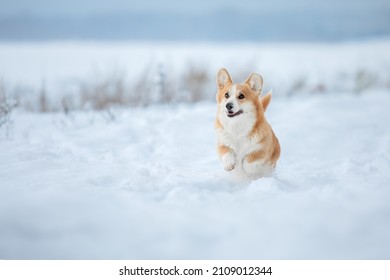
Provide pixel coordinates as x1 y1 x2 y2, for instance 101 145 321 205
227 110 243 117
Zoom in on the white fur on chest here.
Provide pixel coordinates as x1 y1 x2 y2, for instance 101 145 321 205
217 112 262 175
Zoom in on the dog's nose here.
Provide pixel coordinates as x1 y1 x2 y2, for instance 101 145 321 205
226 103 234 110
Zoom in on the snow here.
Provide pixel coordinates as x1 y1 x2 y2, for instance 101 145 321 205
0 40 390 259
0 40 390 104
1 91 390 259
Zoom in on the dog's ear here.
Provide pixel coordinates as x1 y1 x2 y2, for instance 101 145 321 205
245 73 263 96
260 91 272 111
217 68 233 89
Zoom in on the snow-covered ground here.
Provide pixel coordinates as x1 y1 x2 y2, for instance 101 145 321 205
0 41 390 259
1 91 390 259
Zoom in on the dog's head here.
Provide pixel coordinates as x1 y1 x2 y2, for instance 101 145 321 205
216 68 271 120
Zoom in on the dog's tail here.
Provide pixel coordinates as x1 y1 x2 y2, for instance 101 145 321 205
259 89 272 98
260 90 273 111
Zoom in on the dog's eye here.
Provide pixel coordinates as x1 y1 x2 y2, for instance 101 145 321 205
225 92 229 98
238 93 245 99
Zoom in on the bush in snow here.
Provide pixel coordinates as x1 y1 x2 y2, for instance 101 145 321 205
0 81 17 137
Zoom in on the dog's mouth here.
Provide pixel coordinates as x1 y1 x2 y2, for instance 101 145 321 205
227 110 243 118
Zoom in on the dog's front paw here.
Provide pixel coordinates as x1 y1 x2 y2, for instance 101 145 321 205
223 152 236 171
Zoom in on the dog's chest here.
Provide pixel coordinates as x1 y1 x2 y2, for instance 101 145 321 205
218 112 262 161
219 122 260 162
223 132 257 155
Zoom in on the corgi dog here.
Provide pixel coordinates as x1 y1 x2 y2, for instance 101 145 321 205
215 68 281 180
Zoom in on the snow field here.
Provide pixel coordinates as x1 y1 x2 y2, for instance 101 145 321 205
1 91 390 259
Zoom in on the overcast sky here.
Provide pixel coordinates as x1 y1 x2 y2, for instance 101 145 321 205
1 0 389 16
0 0 389 41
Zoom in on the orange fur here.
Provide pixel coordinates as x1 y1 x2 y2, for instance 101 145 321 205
246 149 266 163
217 145 232 156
